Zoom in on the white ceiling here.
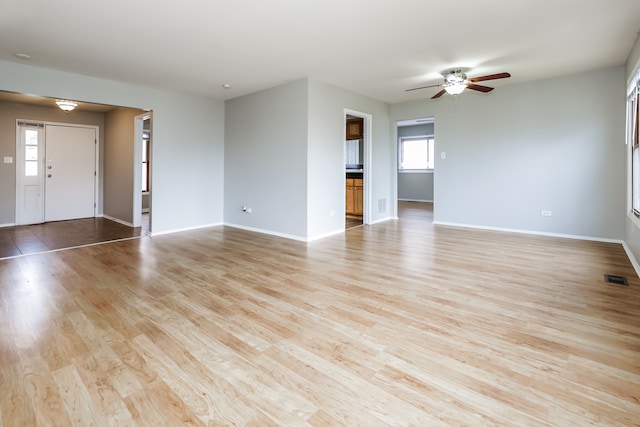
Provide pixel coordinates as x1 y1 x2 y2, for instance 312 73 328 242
1 0 640 104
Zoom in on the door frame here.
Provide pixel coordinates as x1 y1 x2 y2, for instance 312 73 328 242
133 113 144 228
344 108 372 225
15 119 99 224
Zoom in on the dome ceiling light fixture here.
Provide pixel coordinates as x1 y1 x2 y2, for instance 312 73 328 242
56 99 78 112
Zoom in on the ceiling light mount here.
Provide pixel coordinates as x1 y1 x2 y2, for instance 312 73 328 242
443 70 468 95
56 99 78 112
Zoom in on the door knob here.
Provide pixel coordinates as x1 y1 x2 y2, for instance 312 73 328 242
47 165 52 169
47 174 52 178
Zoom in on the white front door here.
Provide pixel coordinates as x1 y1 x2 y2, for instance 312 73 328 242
44 125 96 222
15 123 45 225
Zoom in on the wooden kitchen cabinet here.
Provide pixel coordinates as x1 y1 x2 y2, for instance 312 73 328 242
346 178 363 216
346 118 363 140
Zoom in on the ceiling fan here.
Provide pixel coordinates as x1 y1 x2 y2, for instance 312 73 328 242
406 70 511 99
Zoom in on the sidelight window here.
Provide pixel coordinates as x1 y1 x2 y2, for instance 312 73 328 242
24 129 39 176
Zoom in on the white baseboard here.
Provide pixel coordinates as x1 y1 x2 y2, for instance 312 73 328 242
307 228 344 242
622 241 640 279
432 221 624 244
223 223 308 242
102 215 134 228
150 222 223 237
398 199 433 203
141 208 149 213
0 223 16 228
368 216 395 225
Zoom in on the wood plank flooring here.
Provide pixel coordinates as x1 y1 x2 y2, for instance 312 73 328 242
1 202 639 426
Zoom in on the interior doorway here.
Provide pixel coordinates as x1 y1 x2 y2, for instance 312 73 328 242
396 117 435 222
344 109 372 230
133 113 151 230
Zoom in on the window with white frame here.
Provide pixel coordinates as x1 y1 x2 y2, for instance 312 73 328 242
399 136 434 170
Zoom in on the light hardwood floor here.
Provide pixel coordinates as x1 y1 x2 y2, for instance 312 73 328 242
1 202 639 426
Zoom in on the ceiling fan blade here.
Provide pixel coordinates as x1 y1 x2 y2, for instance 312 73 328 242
406 83 442 92
431 89 447 99
467 83 494 93
468 72 511 82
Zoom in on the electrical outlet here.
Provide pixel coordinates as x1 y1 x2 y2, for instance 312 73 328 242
3 156 12 164
329 210 336 217
541 210 552 217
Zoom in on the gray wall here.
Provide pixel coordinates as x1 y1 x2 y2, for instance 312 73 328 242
397 123 434 202
224 79 309 238
104 107 144 224
224 78 392 240
398 173 433 202
0 60 225 235
307 79 392 237
625 34 640 265
0 101 105 225
391 66 626 240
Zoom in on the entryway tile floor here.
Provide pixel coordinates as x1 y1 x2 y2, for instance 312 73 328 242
0 214 149 259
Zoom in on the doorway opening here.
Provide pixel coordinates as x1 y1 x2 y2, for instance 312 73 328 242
134 113 151 232
396 117 435 222
344 109 372 230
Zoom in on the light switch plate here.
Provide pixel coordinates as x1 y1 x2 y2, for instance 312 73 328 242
3 156 13 164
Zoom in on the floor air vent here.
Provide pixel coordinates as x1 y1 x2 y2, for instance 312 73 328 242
604 274 628 286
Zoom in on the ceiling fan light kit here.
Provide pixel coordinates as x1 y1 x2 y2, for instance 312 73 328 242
406 70 511 99
444 82 467 95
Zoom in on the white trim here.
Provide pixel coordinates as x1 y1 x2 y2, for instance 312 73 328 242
345 109 372 226
102 214 134 228
398 169 434 174
630 211 640 230
433 221 624 244
149 222 223 237
307 228 345 242
133 113 151 228
622 241 640 279
224 222 307 242
0 223 16 228
151 221 343 242
398 198 433 203
368 216 395 225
